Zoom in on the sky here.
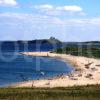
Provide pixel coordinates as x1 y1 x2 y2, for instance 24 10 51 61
0 0 100 41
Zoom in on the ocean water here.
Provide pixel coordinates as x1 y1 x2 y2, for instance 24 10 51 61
0 43 74 87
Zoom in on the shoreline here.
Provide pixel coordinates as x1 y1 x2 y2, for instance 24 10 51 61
11 52 100 88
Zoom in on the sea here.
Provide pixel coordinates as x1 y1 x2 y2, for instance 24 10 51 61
0 42 74 87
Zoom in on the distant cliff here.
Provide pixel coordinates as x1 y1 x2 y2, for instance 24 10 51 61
0 37 63 51
25 37 62 45
0 37 62 45
0 38 100 52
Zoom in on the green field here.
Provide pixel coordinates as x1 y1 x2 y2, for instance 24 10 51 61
0 85 100 100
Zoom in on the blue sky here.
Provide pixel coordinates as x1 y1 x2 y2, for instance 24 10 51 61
0 0 100 41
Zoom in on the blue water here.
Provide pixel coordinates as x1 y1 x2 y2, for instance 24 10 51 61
0 43 74 87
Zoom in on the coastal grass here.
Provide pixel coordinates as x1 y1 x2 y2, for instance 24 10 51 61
0 85 100 100
52 44 100 58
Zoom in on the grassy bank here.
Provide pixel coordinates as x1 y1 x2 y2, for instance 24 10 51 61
0 85 100 100
53 44 100 58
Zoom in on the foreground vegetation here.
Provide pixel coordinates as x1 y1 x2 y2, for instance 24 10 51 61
53 44 100 58
0 85 100 100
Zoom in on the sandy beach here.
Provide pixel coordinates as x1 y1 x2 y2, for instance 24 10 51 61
12 52 100 88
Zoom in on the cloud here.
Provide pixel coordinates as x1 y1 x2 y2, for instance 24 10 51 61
34 4 84 16
0 12 100 27
56 5 82 12
34 4 53 10
0 12 100 29
0 12 100 41
0 12 33 19
34 4 82 12
0 0 17 6
66 18 100 25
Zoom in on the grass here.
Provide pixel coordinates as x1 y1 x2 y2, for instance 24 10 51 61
0 85 100 100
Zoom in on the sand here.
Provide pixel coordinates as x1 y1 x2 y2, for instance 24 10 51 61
12 52 100 88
